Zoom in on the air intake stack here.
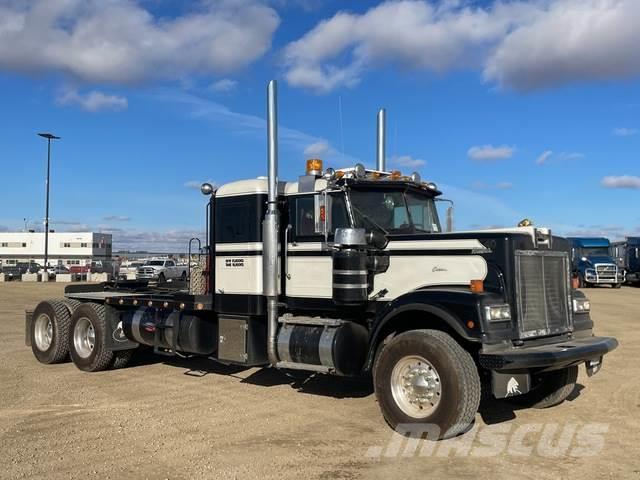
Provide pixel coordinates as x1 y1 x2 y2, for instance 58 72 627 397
263 80 280 366
376 108 386 172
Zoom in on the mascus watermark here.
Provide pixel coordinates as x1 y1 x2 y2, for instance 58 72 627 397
366 423 609 459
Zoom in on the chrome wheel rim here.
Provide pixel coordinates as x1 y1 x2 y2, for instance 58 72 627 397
74 317 95 358
34 314 53 351
391 355 442 418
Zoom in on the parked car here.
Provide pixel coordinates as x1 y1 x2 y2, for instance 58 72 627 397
44 265 70 279
136 259 187 283
1 262 41 280
118 261 144 280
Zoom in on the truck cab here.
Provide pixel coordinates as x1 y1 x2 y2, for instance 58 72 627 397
26 80 618 440
568 237 624 288
612 237 640 285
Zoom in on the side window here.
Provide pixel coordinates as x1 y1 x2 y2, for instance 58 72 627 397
291 193 351 241
166 260 175 267
329 194 350 233
215 195 264 244
295 196 317 238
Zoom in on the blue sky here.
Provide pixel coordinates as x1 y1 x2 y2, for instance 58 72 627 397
0 0 638 251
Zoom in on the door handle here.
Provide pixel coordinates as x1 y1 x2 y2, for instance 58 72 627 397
285 224 293 280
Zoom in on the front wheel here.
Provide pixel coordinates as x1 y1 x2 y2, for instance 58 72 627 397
158 273 166 283
373 329 481 439
613 283 622 289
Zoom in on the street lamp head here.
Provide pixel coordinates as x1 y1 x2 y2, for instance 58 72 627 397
38 133 60 140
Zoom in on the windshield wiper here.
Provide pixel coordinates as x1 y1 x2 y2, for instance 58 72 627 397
351 204 389 235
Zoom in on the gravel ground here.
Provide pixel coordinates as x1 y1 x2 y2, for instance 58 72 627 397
1 283 639 479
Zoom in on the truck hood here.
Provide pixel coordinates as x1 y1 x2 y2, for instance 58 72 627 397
582 255 616 266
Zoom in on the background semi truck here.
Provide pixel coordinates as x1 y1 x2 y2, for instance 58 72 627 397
612 237 640 285
568 237 625 288
25 81 617 439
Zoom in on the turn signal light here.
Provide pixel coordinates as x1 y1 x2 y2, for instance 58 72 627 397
306 158 323 176
470 280 484 293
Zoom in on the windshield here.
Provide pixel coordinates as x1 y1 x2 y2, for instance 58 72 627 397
145 260 165 266
349 188 441 234
581 247 610 257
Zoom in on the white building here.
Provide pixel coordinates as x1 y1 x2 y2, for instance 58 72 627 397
0 232 112 268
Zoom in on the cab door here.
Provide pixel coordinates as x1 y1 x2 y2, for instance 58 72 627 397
285 193 350 303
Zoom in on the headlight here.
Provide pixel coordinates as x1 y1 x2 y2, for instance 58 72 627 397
484 304 511 322
572 298 591 313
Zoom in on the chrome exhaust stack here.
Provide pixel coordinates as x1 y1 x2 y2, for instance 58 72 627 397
376 108 386 172
263 80 280 366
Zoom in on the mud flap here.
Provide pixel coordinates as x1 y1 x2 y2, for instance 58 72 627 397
104 304 139 351
586 356 603 377
492 371 531 399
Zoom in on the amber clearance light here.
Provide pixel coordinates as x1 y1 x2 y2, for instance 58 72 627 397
470 280 484 293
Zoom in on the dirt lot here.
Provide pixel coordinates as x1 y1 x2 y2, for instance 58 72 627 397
1 283 639 480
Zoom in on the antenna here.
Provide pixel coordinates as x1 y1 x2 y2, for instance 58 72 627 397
338 95 345 163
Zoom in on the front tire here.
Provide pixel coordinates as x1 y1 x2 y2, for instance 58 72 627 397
31 299 73 364
613 283 622 289
158 273 166 283
69 303 114 372
508 366 578 409
373 329 481 439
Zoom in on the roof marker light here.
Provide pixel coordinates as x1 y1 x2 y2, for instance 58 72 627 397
306 159 323 176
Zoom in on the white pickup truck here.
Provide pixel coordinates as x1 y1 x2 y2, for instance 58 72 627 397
136 259 187 283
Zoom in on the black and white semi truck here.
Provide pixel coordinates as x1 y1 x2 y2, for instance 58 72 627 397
26 81 618 439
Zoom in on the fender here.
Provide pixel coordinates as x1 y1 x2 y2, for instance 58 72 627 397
363 288 486 372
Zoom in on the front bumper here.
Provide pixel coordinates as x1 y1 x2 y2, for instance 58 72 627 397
584 268 625 284
479 336 618 371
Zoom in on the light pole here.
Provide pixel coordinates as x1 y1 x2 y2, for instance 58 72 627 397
37 133 60 275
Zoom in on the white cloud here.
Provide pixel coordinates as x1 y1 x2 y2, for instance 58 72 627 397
184 180 216 190
210 79 238 92
56 89 128 112
601 175 640 189
103 215 130 222
107 228 206 252
304 140 331 157
613 127 638 137
537 150 584 165
467 144 515 161
391 155 426 168
535 150 553 165
0 0 279 84
154 89 361 166
283 0 640 93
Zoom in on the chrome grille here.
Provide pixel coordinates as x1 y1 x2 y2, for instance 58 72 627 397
595 264 617 279
515 250 572 339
